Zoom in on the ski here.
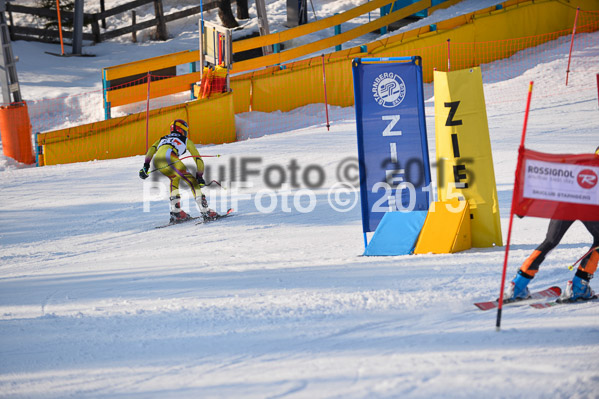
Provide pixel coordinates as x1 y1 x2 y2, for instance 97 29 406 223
155 216 202 229
195 208 234 225
530 294 598 309
155 209 234 229
474 286 561 311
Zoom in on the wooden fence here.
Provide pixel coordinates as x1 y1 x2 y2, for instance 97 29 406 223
5 0 229 44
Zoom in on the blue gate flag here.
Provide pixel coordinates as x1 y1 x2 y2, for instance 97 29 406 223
352 57 432 234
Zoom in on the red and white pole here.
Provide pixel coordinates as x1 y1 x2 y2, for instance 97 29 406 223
565 8 580 86
447 39 451 71
145 72 151 152
321 54 330 131
55 0 65 55
496 81 534 331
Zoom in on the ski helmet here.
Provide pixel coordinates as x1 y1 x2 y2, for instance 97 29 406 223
171 119 189 137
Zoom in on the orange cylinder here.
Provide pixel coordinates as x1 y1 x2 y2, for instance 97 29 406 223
0 102 35 165
211 65 228 94
201 68 213 99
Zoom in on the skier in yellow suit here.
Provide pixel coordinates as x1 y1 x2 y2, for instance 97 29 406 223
139 119 217 223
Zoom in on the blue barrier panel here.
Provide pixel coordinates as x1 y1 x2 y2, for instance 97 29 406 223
352 56 431 242
363 210 427 256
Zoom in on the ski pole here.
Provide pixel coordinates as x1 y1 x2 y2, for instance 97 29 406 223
205 179 225 189
148 154 221 174
207 180 223 188
147 164 225 190
568 246 599 271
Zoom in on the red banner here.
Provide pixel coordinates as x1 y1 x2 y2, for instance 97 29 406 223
513 148 599 221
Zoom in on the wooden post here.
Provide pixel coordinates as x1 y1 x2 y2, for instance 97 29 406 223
6 1 14 41
153 0 167 41
100 0 106 29
132 10 137 43
91 15 101 43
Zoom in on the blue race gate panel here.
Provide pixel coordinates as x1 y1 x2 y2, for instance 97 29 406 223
363 210 428 256
352 57 432 235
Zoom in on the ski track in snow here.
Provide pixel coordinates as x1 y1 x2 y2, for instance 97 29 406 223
1 0 599 398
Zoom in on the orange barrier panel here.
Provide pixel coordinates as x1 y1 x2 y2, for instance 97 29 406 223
0 102 35 164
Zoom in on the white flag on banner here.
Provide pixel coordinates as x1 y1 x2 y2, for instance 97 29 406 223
522 159 599 206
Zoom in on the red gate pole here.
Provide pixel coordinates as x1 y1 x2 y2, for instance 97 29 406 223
55 0 65 55
447 39 451 71
145 72 151 152
565 8 580 86
496 81 534 331
321 54 330 131
596 73 599 108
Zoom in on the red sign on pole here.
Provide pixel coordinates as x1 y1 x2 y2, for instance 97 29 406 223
512 148 599 221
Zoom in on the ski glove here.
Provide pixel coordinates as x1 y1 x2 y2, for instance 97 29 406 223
139 163 150 180
196 173 206 186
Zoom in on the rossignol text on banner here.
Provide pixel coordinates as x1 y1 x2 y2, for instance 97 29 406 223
513 148 599 220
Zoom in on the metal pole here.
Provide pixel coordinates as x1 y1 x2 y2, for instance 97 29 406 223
0 0 22 103
334 14 341 52
72 0 83 55
255 0 272 55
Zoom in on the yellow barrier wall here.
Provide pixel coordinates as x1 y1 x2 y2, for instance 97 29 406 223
39 92 236 166
433 68 502 248
106 72 202 107
232 0 598 114
39 0 599 165
103 50 200 81
250 57 355 113
232 0 431 74
232 0 400 53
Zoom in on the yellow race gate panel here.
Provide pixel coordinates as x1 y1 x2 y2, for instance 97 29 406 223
433 68 503 248
414 200 472 254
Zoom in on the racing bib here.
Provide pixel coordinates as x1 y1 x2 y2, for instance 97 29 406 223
158 134 187 155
